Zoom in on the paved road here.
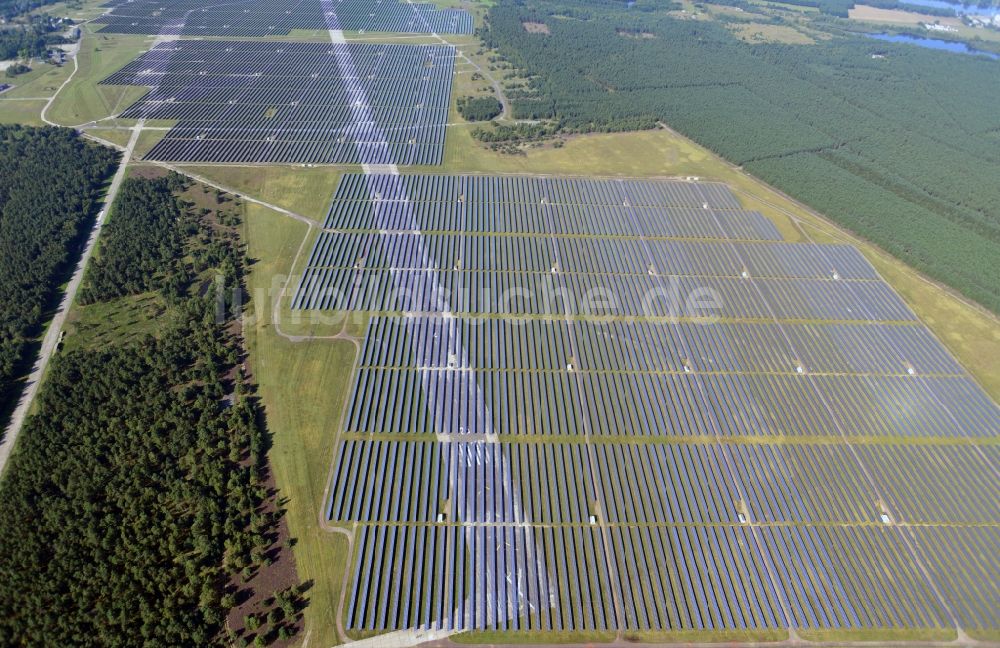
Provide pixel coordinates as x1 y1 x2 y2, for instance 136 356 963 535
0 120 144 480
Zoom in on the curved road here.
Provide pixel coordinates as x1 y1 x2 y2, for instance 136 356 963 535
0 120 143 479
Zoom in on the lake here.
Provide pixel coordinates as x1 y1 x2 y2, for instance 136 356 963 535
866 32 1000 59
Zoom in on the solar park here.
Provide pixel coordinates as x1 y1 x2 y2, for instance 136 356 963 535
94 0 474 36
100 40 455 164
295 173 1000 636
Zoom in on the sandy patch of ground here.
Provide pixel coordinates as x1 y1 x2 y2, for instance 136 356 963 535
522 21 550 34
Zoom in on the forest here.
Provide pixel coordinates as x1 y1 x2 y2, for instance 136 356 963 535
0 174 303 647
458 95 504 121
481 0 1000 312
0 126 117 420
80 175 185 303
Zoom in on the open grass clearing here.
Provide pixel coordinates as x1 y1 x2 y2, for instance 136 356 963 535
797 626 957 642
453 629 618 643
728 21 816 44
849 4 962 26
45 26 152 127
623 628 790 643
243 202 356 647
0 99 48 125
0 59 72 100
63 291 174 351
749 0 821 13
83 125 134 149
176 165 342 221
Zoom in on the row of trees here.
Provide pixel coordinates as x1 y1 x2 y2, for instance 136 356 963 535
0 174 303 646
0 125 118 416
481 0 1000 312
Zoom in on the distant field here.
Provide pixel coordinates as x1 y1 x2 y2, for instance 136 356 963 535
0 99 48 125
848 4 959 24
748 0 821 12
727 21 816 43
848 4 1000 44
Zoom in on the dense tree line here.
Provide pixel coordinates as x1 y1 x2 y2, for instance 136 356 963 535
0 301 254 645
0 126 118 416
0 174 302 646
457 95 504 121
481 0 1000 312
81 176 185 303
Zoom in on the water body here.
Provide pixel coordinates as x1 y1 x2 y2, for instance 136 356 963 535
866 32 1000 58
898 0 1000 17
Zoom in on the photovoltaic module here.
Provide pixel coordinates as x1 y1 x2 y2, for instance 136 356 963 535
94 0 473 35
101 41 454 165
308 173 1000 634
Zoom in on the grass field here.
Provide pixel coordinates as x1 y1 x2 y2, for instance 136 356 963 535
243 203 356 648
0 59 73 101
177 165 342 221
748 0 820 12
0 99 49 125
797 626 957 643
83 125 135 149
45 27 152 127
727 22 816 44
63 292 174 350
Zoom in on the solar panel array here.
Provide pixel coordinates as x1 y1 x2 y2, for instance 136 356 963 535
94 0 473 35
316 174 1000 637
101 41 454 164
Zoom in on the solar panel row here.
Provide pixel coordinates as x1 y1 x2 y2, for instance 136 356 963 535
294 267 915 319
347 523 996 632
329 440 1000 524
324 200 782 239
331 172 745 209
302 234 878 279
357 317 964 375
102 41 454 164
95 0 473 35
343 369 996 438
316 174 999 636
294 175 914 317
